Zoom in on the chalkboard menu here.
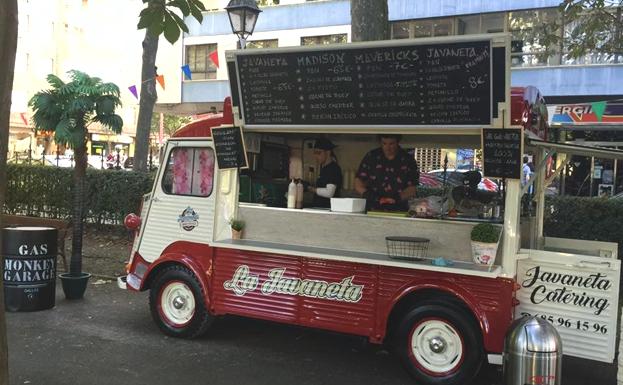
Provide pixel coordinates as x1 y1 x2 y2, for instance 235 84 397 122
482 128 522 179
211 126 248 170
231 39 493 127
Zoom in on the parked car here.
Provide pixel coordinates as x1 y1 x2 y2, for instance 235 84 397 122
420 169 499 192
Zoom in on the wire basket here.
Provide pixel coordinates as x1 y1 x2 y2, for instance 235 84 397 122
386 236 430 261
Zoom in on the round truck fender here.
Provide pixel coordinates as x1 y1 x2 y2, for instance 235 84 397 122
384 280 492 347
142 252 213 310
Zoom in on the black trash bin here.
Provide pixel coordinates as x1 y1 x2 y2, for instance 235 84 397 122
2 226 57 311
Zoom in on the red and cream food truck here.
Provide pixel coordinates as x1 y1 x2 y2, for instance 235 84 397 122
120 35 621 385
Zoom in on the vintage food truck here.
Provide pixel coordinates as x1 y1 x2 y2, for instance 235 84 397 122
119 35 621 385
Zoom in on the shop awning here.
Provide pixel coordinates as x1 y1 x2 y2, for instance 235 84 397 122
526 138 623 159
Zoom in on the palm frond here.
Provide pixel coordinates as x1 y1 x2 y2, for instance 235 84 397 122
92 114 124 134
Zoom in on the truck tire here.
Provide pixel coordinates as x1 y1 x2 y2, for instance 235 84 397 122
149 265 213 338
393 300 483 385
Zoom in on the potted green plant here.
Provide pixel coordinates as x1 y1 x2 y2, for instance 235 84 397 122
230 219 245 240
29 70 123 300
470 223 501 266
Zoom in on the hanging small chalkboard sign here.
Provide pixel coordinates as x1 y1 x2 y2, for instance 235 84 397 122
482 128 522 179
211 125 249 170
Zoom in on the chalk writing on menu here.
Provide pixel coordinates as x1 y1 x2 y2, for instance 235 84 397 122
482 128 522 179
212 126 248 170
235 40 492 126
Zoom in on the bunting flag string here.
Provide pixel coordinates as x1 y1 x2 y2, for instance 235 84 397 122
127 64 196 99
128 85 138 100
156 74 165 90
182 64 192 80
590 101 607 122
209 50 219 68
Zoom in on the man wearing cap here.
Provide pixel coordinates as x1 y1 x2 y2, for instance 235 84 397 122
354 134 419 211
308 138 343 208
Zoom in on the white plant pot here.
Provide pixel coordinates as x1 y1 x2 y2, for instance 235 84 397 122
471 240 499 266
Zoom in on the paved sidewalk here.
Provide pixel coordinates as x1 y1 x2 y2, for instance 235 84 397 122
5 281 617 385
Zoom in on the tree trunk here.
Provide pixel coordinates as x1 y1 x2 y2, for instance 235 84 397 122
69 137 87 275
0 1 18 383
133 30 159 172
350 0 388 42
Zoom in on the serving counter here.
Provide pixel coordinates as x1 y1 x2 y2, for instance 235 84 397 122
226 204 503 277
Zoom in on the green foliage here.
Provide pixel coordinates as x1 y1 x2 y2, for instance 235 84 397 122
4 164 154 225
138 0 206 44
229 219 245 231
150 112 191 137
544 195 623 255
28 70 123 149
542 0 623 59
470 223 501 243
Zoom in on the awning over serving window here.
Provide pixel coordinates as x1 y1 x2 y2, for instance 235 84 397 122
526 138 623 159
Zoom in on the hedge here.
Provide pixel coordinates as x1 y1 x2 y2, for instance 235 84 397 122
544 195 623 256
4 164 154 225
4 165 623 256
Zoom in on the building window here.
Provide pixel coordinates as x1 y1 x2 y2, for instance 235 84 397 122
162 147 215 197
391 17 455 39
185 44 218 80
239 39 278 49
509 8 560 67
301 34 347 46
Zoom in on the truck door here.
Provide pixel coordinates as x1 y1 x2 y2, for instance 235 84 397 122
137 140 217 263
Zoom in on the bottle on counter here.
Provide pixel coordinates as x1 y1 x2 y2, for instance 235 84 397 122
287 179 296 209
295 180 304 209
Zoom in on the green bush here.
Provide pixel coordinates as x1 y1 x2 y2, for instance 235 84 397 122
471 223 501 243
544 195 623 256
4 164 154 225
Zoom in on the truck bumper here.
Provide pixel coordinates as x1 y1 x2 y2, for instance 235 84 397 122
117 276 127 290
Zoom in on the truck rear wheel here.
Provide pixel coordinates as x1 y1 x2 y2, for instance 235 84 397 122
149 265 213 338
393 301 483 385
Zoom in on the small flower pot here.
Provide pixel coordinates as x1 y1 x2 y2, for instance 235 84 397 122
471 241 499 266
231 229 243 240
59 272 91 300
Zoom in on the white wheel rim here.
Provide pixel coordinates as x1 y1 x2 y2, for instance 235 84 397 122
159 281 196 327
409 318 464 375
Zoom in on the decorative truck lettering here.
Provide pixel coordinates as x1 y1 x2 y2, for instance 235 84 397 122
223 265 364 302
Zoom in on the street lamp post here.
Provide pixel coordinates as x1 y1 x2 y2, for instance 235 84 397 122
225 0 262 49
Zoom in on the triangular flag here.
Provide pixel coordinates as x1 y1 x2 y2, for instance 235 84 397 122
181 64 192 80
591 101 607 122
156 74 165 90
209 50 219 68
128 85 138 99
20 112 28 126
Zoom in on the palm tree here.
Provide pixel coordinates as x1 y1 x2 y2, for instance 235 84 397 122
29 70 123 276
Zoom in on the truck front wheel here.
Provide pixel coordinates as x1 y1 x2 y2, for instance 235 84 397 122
394 301 483 385
149 265 213 338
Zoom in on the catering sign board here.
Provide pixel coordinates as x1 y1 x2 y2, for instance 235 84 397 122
211 125 249 170
481 128 522 179
227 36 509 129
516 253 620 363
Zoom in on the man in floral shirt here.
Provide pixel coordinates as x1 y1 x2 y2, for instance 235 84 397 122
354 134 419 211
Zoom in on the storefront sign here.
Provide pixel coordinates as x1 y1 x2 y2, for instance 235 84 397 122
550 99 623 125
516 255 620 363
223 265 364 303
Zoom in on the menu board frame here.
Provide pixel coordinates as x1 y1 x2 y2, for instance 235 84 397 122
481 127 523 180
227 34 509 131
211 125 249 170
